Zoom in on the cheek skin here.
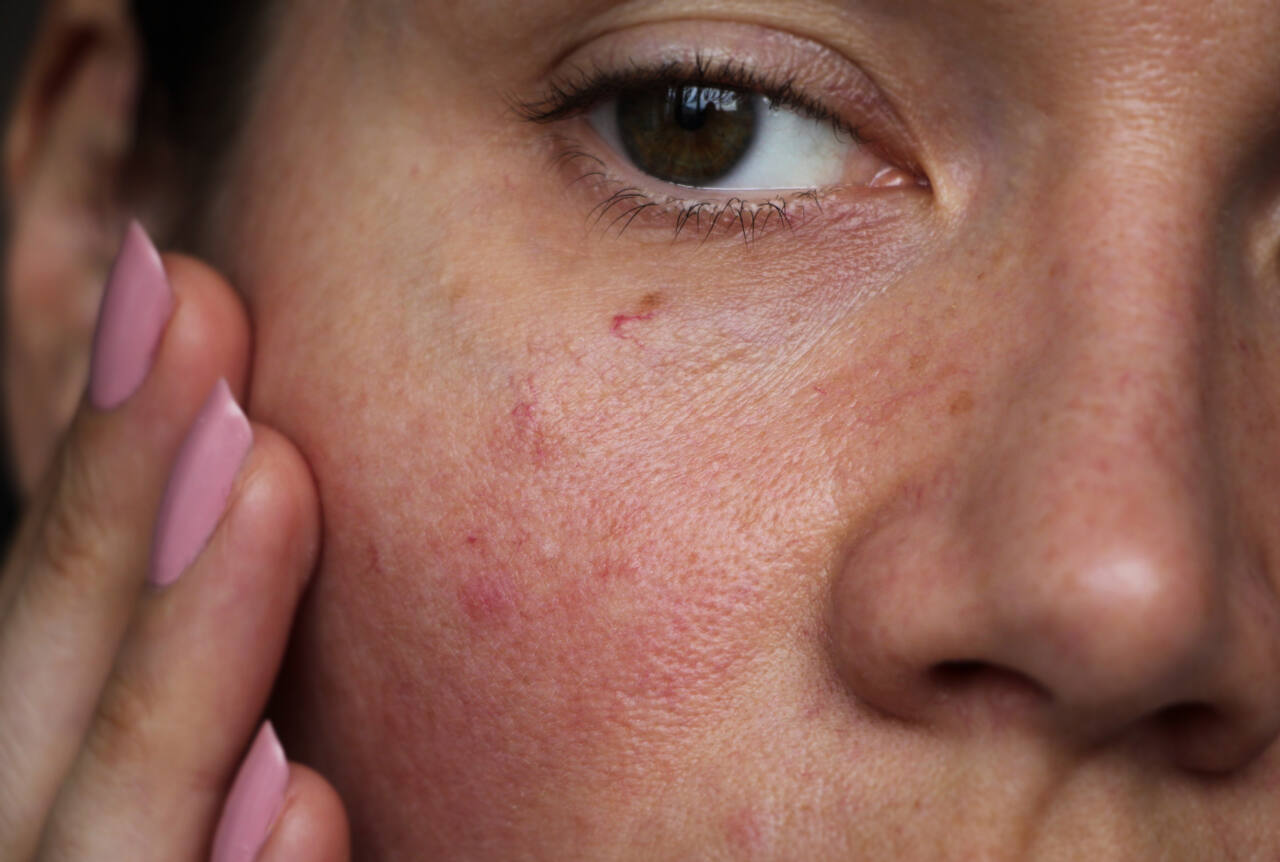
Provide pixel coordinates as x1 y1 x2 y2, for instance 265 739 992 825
253 239 991 858
229 110 977 854
303 310 831 851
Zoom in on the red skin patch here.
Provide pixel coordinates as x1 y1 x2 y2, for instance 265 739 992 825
610 292 664 339
456 571 520 624
725 805 771 856
610 310 656 337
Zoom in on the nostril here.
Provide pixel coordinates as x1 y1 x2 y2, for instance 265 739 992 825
1150 701 1236 774
1153 701 1220 733
928 660 1051 717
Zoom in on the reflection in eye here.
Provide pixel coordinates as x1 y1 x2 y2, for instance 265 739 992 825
589 84 850 190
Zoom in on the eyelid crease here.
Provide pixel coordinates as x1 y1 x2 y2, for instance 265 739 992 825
513 53 864 147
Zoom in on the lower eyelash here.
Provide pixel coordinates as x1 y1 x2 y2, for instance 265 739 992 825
549 134 827 244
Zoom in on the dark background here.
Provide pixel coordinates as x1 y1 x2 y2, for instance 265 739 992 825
2 0 43 548
1 1 39 113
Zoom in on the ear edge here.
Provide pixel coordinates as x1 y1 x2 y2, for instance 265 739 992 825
4 0 138 203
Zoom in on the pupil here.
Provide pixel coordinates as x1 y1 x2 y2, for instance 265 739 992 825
675 87 710 131
617 84 757 186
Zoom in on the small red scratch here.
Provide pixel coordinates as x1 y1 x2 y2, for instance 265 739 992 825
610 311 656 337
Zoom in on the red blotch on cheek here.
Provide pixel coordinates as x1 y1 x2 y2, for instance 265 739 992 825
725 805 774 856
456 570 521 624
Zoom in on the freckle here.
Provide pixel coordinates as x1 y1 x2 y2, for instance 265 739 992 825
909 353 926 373
949 391 975 416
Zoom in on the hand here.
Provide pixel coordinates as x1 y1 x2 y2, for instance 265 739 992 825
0 224 349 861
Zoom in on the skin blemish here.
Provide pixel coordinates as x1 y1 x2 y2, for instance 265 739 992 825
610 291 665 339
949 391 975 416
725 806 773 856
610 311 656 337
456 571 520 625
501 372 558 464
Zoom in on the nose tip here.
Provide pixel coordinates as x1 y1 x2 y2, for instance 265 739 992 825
1033 552 1216 714
826 461 1280 774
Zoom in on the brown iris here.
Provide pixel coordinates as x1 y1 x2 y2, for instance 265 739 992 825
617 85 758 186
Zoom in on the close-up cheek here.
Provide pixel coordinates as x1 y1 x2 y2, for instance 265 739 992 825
225 70 963 849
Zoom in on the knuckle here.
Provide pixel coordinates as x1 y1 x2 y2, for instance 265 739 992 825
84 666 224 800
29 427 137 599
35 447 113 591
84 666 160 775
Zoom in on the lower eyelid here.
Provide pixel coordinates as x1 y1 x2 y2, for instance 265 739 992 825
541 128 837 243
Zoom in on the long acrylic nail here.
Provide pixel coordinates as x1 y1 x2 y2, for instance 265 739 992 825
149 379 252 587
88 221 173 410
210 722 290 862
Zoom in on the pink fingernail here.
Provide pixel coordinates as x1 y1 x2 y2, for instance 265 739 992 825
88 221 173 410
210 722 289 862
149 379 252 587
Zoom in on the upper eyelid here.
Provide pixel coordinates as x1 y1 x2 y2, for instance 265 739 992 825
512 26 926 182
513 55 860 142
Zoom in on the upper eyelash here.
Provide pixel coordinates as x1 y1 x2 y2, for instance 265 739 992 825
512 54 862 144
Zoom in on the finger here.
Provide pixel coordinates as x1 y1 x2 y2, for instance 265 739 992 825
0 242 249 616
0 226 250 859
38 408 321 861
227 757 351 862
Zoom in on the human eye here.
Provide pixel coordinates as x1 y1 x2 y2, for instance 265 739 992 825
586 73 865 191
515 25 927 243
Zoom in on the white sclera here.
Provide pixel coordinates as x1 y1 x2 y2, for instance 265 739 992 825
589 95 850 191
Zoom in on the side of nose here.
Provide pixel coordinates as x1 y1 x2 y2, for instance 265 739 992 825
826 169 1280 773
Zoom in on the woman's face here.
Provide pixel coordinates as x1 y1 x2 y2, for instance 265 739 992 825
204 0 1280 857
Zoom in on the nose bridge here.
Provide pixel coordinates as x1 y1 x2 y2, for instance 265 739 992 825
967 160 1229 718
1012 152 1219 509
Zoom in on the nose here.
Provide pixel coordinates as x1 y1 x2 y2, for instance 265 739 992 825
826 170 1280 773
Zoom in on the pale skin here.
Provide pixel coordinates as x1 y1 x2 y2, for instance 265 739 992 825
4 0 1280 859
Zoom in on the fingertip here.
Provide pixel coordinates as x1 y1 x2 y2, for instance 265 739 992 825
152 252 252 407
229 423 322 588
256 763 351 862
